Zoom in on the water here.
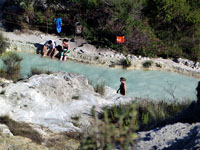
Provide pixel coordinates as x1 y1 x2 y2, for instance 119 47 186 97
1 52 199 101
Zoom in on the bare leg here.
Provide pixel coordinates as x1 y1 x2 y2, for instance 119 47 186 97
48 49 53 56
42 46 48 57
64 56 67 61
60 56 63 61
52 48 57 59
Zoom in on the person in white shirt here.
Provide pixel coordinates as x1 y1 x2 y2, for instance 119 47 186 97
42 40 56 57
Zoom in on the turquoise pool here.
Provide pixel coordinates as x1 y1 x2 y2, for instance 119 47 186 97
1 53 199 101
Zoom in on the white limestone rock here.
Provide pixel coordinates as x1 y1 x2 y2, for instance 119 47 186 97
136 123 200 150
0 72 132 142
0 124 13 137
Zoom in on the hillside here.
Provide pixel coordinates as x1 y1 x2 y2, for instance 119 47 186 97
2 0 200 61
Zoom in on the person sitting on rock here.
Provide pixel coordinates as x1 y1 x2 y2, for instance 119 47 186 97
117 77 127 95
42 40 56 57
60 39 70 61
49 45 62 59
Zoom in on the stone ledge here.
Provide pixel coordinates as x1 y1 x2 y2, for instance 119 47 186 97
5 40 200 78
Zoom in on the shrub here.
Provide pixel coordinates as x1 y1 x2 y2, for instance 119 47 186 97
99 99 191 131
95 82 105 96
80 105 138 149
120 57 132 68
136 100 191 130
29 67 52 77
143 60 153 68
0 53 23 81
143 0 200 61
0 32 9 55
100 104 134 125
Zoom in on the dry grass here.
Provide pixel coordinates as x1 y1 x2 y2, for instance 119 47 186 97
95 82 105 96
30 67 52 77
46 132 81 150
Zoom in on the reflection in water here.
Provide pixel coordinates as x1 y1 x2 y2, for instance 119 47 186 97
3 52 199 101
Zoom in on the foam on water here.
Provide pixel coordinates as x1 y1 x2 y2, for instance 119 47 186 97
1 53 199 101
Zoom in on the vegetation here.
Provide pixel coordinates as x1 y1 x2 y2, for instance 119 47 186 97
0 53 23 81
80 99 192 149
29 67 52 77
143 60 153 68
100 99 191 132
80 105 138 150
95 82 105 96
2 0 200 61
0 32 9 55
121 57 132 68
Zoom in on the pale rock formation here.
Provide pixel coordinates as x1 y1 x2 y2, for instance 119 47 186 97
0 72 131 144
137 123 200 150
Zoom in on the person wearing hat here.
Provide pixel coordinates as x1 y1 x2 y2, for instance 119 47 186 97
117 77 127 95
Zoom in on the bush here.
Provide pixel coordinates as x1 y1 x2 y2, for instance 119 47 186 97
94 82 105 96
29 67 52 77
0 32 9 55
120 57 132 68
100 100 191 131
80 105 138 149
142 60 153 68
101 104 137 126
136 100 191 130
144 0 200 60
0 53 23 81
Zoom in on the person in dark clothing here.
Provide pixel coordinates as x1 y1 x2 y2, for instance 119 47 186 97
117 77 127 95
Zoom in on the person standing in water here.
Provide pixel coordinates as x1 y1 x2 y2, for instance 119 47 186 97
117 77 127 95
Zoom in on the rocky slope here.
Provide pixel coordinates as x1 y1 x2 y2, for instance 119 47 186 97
136 122 200 150
0 72 131 148
0 73 200 149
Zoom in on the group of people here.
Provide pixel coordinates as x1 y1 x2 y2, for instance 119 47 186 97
42 39 70 61
41 38 127 95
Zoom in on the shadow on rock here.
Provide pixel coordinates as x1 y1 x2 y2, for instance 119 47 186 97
163 126 200 150
0 115 43 144
34 43 43 55
155 81 200 128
